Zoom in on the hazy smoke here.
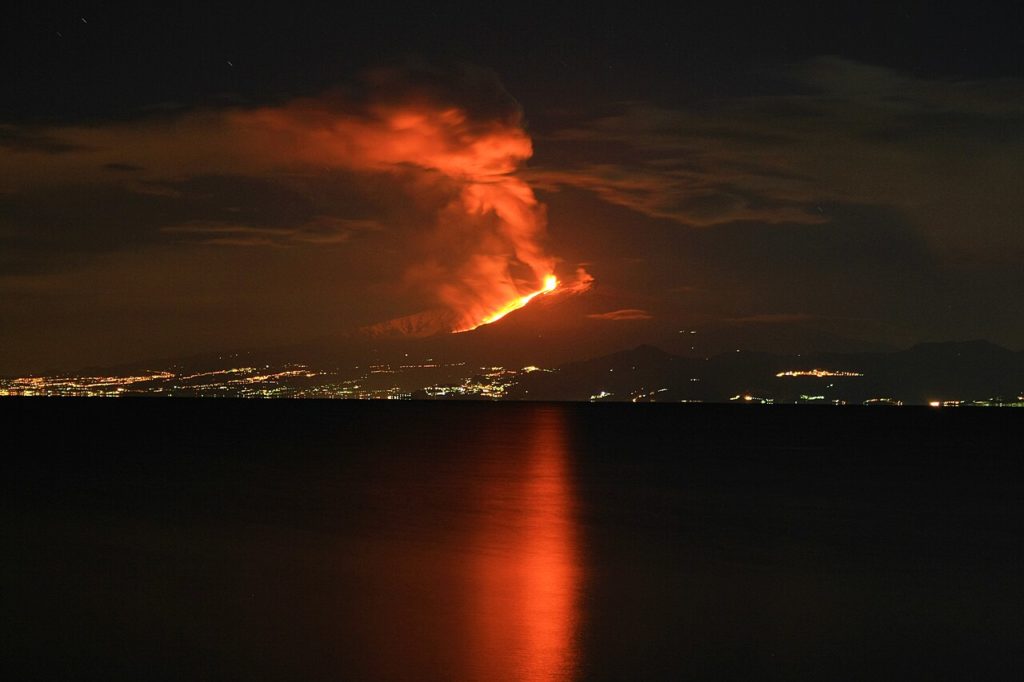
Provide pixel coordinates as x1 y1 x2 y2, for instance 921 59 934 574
0 65 583 335
228 67 569 334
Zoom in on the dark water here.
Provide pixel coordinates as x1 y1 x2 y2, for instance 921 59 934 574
2 400 1023 680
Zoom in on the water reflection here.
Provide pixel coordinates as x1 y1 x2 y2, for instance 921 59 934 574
8 403 1023 680
463 406 581 682
1 402 585 680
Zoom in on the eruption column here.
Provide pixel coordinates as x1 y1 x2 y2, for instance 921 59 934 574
236 92 569 334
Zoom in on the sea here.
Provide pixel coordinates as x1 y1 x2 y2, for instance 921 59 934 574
2 400 1022 680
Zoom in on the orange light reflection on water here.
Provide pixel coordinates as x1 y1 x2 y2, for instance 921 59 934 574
465 407 581 681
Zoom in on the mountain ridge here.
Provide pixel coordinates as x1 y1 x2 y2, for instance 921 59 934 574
508 340 1024 404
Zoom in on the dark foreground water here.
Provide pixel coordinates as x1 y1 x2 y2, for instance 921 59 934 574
2 400 1022 681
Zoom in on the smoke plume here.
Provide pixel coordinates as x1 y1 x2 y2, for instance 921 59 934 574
229 68 573 334
0 66 583 335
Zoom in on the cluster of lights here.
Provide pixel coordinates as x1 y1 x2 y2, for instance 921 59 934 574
177 368 256 380
929 398 1024 408
0 365 331 398
0 371 175 396
423 366 534 399
630 388 669 403
3 359 1020 406
776 369 864 378
730 394 774 404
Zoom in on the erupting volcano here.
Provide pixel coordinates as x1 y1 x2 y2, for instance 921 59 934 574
48 66 593 339
455 274 559 333
228 68 587 336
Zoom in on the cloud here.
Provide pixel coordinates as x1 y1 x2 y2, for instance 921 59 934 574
529 57 1024 259
0 64 588 335
587 308 652 321
0 125 86 154
529 164 824 226
161 216 381 247
3 58 1023 369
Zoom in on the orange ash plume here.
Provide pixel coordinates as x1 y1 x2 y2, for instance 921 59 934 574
232 93 578 334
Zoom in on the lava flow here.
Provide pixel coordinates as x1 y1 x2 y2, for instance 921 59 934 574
455 275 558 333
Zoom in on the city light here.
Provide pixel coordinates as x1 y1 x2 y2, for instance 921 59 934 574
776 369 864 378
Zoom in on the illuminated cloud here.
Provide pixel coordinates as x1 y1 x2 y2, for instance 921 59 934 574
162 217 381 247
2 58 1023 371
529 164 826 227
530 57 1024 260
0 65 586 334
587 308 653 321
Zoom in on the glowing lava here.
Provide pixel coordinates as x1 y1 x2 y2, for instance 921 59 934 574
455 275 558 333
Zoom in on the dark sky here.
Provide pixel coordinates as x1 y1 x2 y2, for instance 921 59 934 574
2 4 1023 372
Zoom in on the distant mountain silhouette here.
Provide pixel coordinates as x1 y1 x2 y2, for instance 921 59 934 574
15 333 1022 404
25 273 1023 406
508 340 1024 404
38 280 915 379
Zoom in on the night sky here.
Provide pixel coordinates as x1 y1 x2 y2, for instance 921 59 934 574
3 4 1023 373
